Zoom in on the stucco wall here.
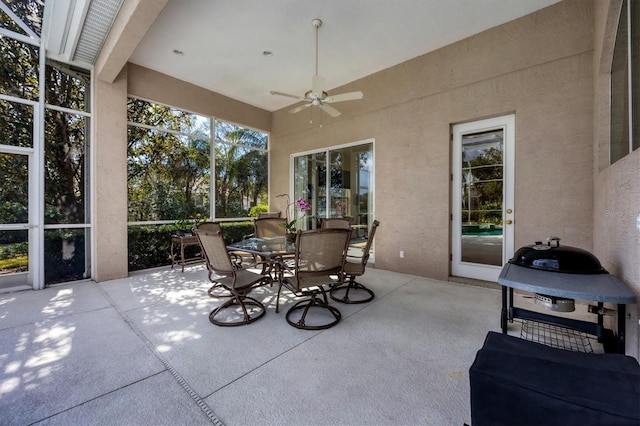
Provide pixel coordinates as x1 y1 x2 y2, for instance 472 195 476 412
93 69 129 282
127 64 271 132
592 0 640 358
270 0 595 280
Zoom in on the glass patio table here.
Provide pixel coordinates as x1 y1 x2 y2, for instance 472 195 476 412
227 236 296 281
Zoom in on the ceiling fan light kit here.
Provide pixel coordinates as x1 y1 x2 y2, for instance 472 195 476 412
270 18 363 118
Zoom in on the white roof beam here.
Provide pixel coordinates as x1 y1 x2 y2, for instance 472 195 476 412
94 0 168 83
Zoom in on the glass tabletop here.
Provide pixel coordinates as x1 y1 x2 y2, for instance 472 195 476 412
227 236 295 256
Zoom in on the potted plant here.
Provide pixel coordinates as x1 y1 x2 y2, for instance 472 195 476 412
277 194 311 242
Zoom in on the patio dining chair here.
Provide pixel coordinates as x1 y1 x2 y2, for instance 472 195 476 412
277 228 351 330
254 217 287 237
251 217 290 276
194 228 268 326
330 220 380 304
320 217 352 229
258 211 281 218
194 221 248 296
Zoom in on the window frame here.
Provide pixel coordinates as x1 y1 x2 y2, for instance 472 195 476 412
288 138 375 259
126 96 270 224
610 0 639 164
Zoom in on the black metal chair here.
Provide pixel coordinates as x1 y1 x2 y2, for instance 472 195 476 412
277 228 351 330
330 220 380 304
194 228 268 326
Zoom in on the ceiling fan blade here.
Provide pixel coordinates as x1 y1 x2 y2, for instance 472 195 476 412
270 91 305 101
289 103 312 114
319 103 341 117
312 75 325 94
324 91 364 103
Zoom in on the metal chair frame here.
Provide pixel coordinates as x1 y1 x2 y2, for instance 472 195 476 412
195 228 268 326
330 220 380 304
277 228 350 330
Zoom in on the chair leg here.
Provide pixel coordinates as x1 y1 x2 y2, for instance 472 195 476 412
207 282 232 298
286 293 341 330
330 277 375 304
275 282 283 314
209 295 266 326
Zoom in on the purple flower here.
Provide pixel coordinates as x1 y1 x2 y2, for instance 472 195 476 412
295 198 311 212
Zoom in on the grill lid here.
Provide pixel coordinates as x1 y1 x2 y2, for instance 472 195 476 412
509 237 607 274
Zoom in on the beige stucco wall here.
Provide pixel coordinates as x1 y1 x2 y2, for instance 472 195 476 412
92 68 129 282
592 0 640 358
127 64 271 132
270 0 595 280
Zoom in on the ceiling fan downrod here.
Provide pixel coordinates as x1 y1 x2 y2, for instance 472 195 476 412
312 18 322 77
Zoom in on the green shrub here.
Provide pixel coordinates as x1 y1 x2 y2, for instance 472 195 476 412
127 221 254 271
0 255 28 271
248 204 269 217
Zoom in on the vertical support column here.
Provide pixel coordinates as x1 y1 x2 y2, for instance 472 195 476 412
92 67 129 282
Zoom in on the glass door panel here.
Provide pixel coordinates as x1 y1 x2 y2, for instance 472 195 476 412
460 134 504 266
452 115 515 282
329 150 350 218
291 141 374 254
292 151 325 230
0 152 30 289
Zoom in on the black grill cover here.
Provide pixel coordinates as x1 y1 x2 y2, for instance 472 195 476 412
469 332 640 425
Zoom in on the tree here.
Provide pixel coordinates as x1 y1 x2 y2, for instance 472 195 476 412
215 123 268 217
44 63 89 224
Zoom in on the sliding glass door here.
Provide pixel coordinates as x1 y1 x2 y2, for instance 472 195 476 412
291 140 374 240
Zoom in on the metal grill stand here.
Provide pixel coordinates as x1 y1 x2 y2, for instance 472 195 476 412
498 263 636 354
520 320 594 353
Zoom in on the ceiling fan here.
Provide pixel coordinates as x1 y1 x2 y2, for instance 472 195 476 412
270 18 363 118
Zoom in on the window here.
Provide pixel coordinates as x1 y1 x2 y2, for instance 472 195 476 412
43 62 92 284
611 0 639 164
214 121 268 218
290 141 374 240
126 98 268 223
1 1 91 287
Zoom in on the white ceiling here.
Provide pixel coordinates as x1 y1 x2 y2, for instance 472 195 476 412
128 0 561 112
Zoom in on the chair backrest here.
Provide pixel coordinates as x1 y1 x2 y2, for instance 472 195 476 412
258 211 281 219
254 217 286 237
194 221 222 233
294 228 350 285
359 220 380 266
194 229 235 275
320 217 352 230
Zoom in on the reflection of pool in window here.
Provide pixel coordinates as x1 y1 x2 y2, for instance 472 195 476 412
461 233 503 266
462 229 503 237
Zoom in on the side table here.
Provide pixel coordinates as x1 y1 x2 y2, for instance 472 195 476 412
170 234 203 272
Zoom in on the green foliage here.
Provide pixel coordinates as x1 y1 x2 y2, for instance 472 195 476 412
127 221 254 271
0 241 27 258
127 99 269 221
248 204 269 217
0 241 28 272
0 255 27 271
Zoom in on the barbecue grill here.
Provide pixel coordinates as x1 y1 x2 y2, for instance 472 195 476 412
498 237 637 354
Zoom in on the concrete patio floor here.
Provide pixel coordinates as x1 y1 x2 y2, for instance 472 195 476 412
0 264 512 425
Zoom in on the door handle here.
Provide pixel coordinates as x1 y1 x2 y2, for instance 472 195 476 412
505 219 513 225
